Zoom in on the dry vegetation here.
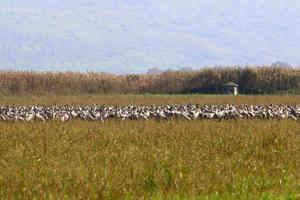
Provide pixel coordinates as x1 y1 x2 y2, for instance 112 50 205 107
0 66 299 96
0 94 299 106
0 95 299 199
0 120 299 199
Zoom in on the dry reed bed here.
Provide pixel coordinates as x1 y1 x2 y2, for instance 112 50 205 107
0 120 299 199
0 66 299 96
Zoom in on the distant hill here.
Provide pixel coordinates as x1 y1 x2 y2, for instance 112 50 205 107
0 0 300 73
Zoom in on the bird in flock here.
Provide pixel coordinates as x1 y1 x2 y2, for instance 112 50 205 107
35 112 45 122
25 113 34 122
60 113 70 122
0 104 298 122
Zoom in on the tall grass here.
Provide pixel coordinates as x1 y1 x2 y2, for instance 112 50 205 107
0 66 299 96
0 120 299 199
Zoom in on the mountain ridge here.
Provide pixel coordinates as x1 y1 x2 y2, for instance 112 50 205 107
0 0 299 73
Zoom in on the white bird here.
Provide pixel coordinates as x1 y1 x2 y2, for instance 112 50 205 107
25 113 34 122
35 112 45 122
60 113 70 122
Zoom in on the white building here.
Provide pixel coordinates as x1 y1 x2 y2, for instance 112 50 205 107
222 82 239 95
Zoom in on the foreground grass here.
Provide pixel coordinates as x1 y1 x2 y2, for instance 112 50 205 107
0 94 299 106
0 120 299 199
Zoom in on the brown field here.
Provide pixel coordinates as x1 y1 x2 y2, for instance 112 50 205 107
0 94 299 106
0 95 299 199
0 120 299 199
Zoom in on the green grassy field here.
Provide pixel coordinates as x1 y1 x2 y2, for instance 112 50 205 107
0 95 299 199
0 94 299 105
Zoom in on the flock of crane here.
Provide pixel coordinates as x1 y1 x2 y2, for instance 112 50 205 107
0 104 299 122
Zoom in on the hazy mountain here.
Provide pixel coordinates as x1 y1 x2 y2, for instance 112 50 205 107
0 0 299 73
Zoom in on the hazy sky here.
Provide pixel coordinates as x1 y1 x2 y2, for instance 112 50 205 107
0 0 299 73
